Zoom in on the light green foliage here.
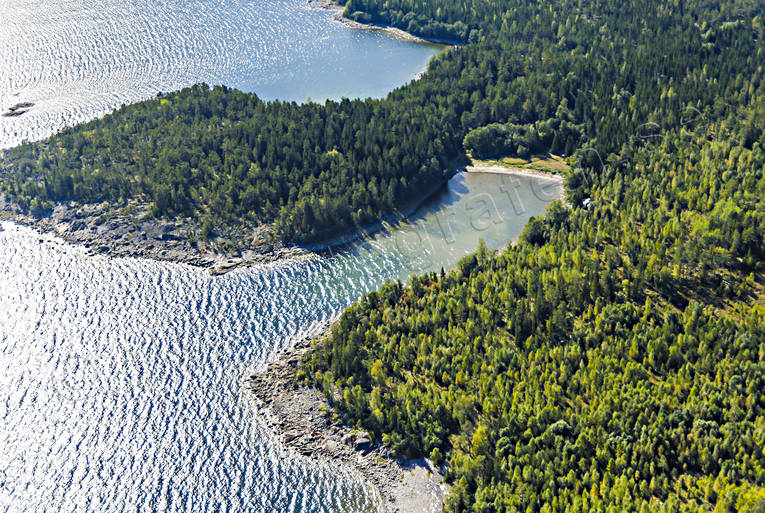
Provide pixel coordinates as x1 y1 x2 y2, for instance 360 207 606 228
301 2 765 511
2 1 764 508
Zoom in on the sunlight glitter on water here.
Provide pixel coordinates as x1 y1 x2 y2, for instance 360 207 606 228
0 0 441 149
0 172 559 512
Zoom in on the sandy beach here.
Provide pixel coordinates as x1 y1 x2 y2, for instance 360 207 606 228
465 162 565 182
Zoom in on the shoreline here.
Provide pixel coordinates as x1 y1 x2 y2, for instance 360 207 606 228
248 327 449 513
0 159 562 276
465 163 567 207
309 0 459 47
0 0 454 276
0 196 313 275
300 172 454 252
0 173 454 276
464 162 565 182
0 164 558 275
246 164 562 513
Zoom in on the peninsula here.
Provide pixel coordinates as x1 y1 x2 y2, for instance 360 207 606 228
0 0 763 512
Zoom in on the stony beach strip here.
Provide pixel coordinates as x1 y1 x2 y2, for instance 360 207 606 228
248 330 448 513
308 0 459 46
0 170 455 275
0 197 312 275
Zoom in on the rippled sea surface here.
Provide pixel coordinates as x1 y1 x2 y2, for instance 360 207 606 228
0 0 441 149
0 172 560 512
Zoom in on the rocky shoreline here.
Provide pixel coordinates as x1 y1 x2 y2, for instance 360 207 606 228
308 0 458 46
0 197 312 275
2 190 453 509
0 169 455 275
248 328 448 513
0 1 454 277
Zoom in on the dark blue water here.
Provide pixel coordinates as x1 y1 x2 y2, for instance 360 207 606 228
0 0 442 149
0 172 560 512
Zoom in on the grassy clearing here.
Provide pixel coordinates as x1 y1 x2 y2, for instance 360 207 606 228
471 153 569 174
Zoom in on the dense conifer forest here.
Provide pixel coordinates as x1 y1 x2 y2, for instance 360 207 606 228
1 0 764 510
304 112 765 510
310 0 764 512
4 0 761 244
0 90 460 241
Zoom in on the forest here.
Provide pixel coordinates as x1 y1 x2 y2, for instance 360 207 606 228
4 1 762 245
299 0 764 512
304 110 765 511
1 0 764 510
0 89 459 241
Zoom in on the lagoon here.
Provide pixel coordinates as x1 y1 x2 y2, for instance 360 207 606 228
0 1 560 510
0 172 559 512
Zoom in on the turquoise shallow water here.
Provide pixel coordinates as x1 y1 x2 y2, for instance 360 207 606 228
0 0 441 149
0 1 560 509
0 172 561 512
